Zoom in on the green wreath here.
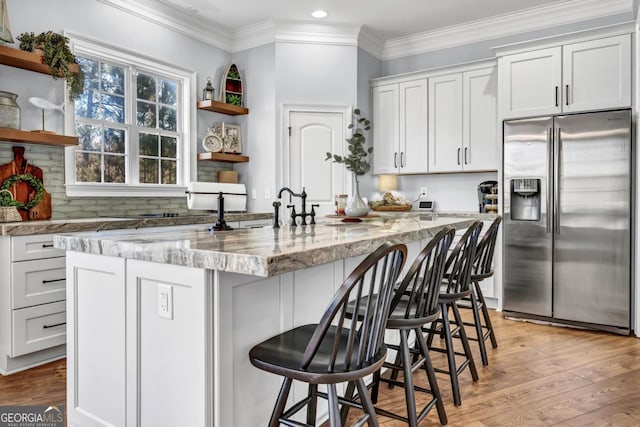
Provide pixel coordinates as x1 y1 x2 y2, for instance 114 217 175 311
0 174 45 210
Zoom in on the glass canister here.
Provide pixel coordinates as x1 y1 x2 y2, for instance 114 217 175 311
0 91 20 129
335 194 348 215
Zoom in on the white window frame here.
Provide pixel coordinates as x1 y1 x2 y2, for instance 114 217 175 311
64 32 196 197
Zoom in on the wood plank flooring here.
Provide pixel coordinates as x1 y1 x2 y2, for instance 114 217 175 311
1 311 639 426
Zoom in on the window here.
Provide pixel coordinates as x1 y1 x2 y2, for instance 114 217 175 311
65 33 194 197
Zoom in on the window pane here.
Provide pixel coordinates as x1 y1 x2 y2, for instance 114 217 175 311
159 106 176 131
75 152 101 182
76 124 102 151
101 93 125 123
161 136 177 158
104 155 125 183
140 158 158 184
102 64 125 96
137 74 156 102
139 133 159 156
75 90 100 119
78 57 99 91
104 128 126 153
159 80 177 106
137 101 156 128
161 160 177 184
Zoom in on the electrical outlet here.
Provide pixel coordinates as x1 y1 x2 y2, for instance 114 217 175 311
420 187 427 196
265 187 271 199
251 188 257 200
158 284 173 320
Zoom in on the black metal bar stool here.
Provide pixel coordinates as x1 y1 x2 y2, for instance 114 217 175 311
249 241 407 427
458 216 502 366
423 221 482 407
375 227 454 426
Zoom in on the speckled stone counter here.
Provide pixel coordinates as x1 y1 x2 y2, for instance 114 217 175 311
0 212 272 236
54 214 482 277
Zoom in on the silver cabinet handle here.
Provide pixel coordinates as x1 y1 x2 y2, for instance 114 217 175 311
394 152 398 168
565 85 569 106
457 148 461 165
400 152 405 167
464 147 468 165
555 86 559 107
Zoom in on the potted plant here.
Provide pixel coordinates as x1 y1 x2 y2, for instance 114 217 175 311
325 108 372 216
16 31 84 101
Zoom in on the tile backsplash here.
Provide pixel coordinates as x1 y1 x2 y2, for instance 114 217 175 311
0 144 233 219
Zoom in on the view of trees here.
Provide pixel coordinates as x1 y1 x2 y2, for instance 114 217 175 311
73 57 180 185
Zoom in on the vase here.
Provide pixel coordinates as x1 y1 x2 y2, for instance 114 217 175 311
345 176 369 217
0 91 20 129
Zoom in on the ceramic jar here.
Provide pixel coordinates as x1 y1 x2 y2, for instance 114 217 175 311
0 91 20 129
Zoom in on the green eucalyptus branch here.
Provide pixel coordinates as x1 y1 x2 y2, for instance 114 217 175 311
325 108 372 176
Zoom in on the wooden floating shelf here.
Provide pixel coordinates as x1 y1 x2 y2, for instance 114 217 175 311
197 100 248 116
0 45 80 76
197 152 249 163
0 128 79 147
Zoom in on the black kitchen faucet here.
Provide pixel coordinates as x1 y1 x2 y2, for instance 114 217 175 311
274 187 318 227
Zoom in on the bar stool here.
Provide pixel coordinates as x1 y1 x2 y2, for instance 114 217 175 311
249 241 407 427
374 227 454 426
423 221 482 407
459 216 502 366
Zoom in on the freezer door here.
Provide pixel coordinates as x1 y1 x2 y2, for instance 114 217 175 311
503 117 553 316
553 110 631 328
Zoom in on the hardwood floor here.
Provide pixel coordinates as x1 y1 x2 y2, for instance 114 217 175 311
1 311 639 426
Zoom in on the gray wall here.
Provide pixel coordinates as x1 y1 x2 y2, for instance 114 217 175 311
1 0 232 219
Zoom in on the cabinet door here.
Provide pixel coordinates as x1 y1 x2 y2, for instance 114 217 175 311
428 73 463 173
372 84 400 174
399 79 428 173
562 34 631 113
463 67 497 171
501 47 562 119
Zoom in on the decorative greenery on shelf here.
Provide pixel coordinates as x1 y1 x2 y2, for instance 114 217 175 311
17 31 85 101
325 108 372 176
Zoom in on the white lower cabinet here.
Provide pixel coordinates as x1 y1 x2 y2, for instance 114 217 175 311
0 234 67 375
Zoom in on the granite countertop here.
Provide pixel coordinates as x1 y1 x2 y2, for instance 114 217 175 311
0 212 272 236
53 214 489 277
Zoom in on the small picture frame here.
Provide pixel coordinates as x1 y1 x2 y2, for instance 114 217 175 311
212 122 242 154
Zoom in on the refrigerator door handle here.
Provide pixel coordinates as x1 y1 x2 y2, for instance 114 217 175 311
547 127 553 234
554 127 561 234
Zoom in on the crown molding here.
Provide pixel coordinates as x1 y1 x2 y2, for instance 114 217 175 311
97 0 232 50
382 0 633 60
357 27 385 60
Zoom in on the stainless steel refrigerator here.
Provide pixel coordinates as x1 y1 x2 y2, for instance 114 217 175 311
503 109 632 334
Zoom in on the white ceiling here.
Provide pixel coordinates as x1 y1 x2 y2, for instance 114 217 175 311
160 0 587 41
100 0 633 57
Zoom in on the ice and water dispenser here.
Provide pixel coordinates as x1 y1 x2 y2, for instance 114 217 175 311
510 178 541 221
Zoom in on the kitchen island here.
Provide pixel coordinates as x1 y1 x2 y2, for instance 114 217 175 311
54 214 482 427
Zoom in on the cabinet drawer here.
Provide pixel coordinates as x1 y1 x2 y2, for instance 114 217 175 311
12 258 66 309
12 234 65 261
12 301 66 357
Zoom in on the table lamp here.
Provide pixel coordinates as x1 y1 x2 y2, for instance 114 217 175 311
378 174 398 203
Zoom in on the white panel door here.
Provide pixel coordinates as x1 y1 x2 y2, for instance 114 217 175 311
288 110 347 216
372 84 400 174
399 79 428 174
501 47 562 118
562 34 631 113
463 67 497 171
428 73 463 173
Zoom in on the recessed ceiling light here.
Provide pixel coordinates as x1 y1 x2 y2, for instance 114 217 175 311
311 10 328 19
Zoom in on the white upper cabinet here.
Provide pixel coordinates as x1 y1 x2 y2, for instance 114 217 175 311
500 33 631 119
463 66 498 171
428 73 463 173
372 79 428 174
